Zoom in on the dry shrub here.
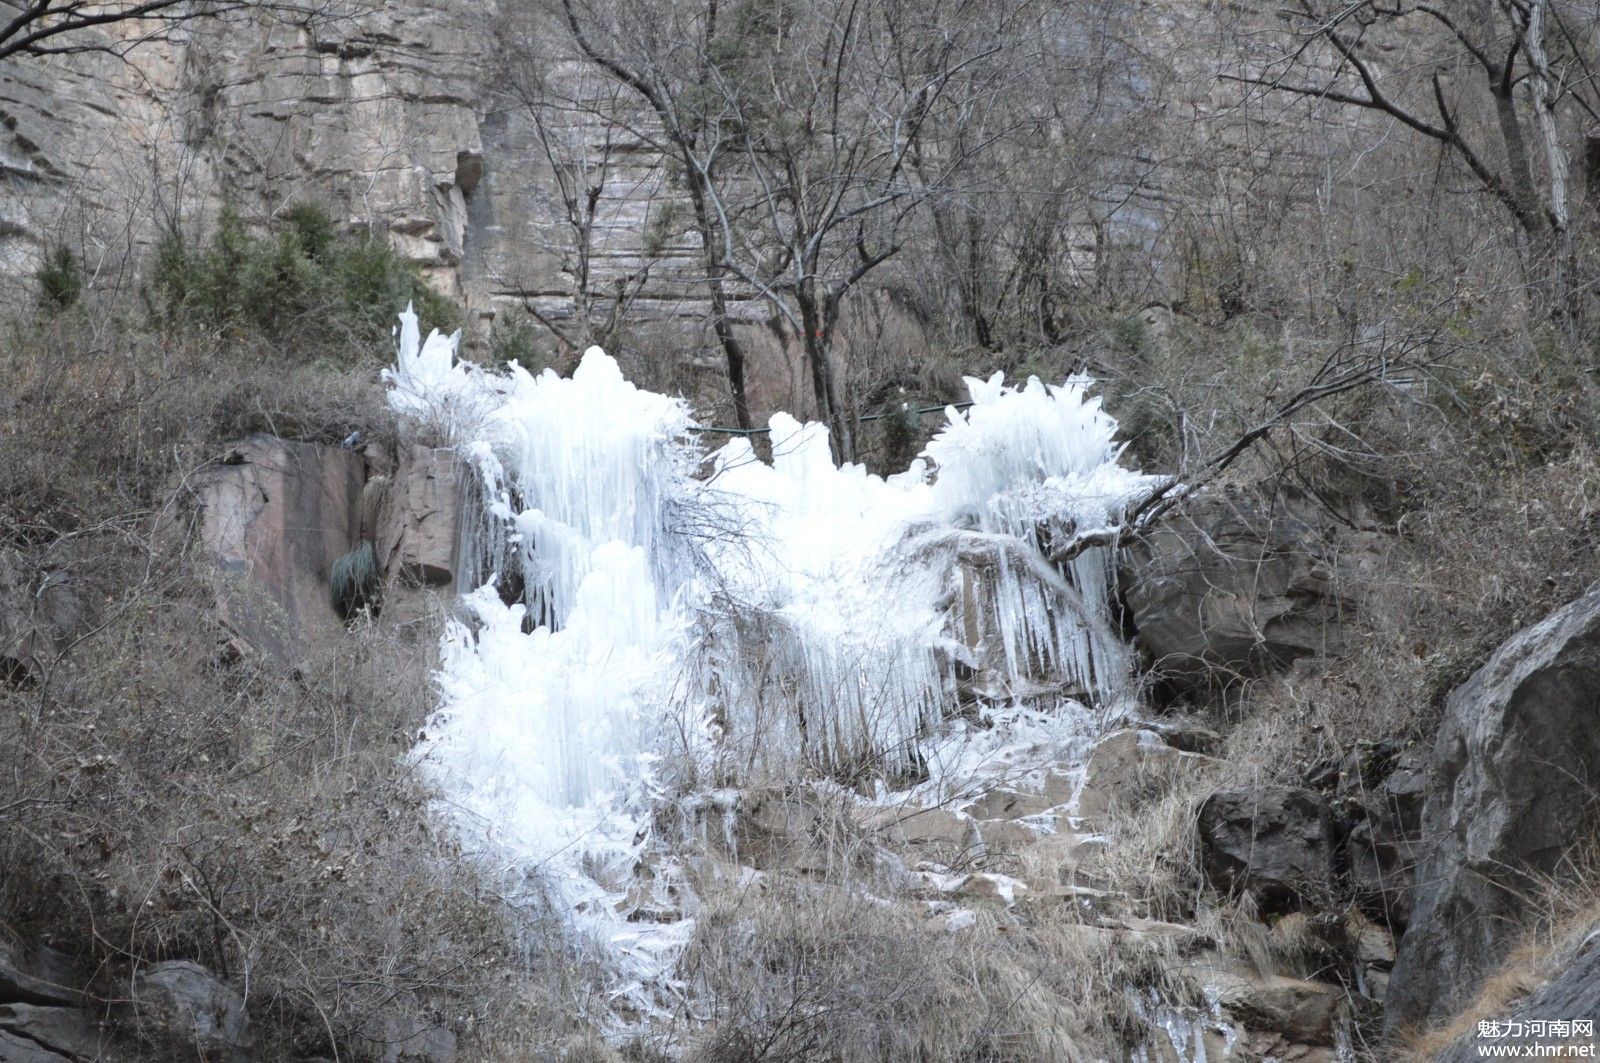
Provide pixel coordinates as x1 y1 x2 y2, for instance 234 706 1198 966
680 843 1225 1063
1075 758 1219 925
1052 302 1600 766
1 309 395 543
0 300 600 1057
1204 435 1600 779
0 543 538 1057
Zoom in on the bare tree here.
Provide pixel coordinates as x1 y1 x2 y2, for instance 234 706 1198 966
1228 1 1600 335
914 1 1165 350
543 0 762 430
699 0 1024 461
558 0 1016 460
0 0 339 62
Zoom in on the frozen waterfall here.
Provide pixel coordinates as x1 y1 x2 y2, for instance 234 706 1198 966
385 305 1162 989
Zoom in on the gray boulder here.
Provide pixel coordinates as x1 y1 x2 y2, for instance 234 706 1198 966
1343 747 1426 930
128 961 253 1063
0 1004 108 1061
369 1016 456 1063
1436 937 1600 1062
1387 583 1600 1032
1074 729 1218 821
0 543 97 690
0 944 77 1010
1198 788 1337 911
0 1030 72 1063
1120 491 1368 689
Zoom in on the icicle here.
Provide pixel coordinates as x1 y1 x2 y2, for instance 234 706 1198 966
924 373 1154 701
384 317 1163 1008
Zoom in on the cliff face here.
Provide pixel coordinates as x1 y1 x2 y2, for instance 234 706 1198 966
5 1 852 418
3 0 1297 418
2 3 493 299
3 2 772 352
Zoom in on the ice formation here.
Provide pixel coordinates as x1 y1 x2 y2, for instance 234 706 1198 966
384 305 1163 994
1129 987 1238 1063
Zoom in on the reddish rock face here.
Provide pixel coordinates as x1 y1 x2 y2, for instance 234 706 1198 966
378 445 462 588
192 435 365 667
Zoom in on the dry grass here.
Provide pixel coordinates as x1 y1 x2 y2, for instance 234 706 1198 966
677 870 1214 1063
1198 438 1600 786
664 764 1268 1063
1082 766 1217 924
0 304 597 1058
1398 853 1600 1061
1 309 397 543
0 553 535 1057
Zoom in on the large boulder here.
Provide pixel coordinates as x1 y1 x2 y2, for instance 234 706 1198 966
1198 788 1337 911
0 944 77 1010
377 446 462 588
856 805 978 851
1074 729 1217 820
0 1030 72 1063
190 435 365 666
128 961 253 1063
1435 936 1600 1062
1120 491 1370 689
0 1004 108 1061
1387 584 1600 1032
1217 975 1348 1047
0 944 109 1062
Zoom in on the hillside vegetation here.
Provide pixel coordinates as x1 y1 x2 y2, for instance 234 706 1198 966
4 2 1600 1061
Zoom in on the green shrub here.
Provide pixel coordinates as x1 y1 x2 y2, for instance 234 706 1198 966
35 244 83 312
489 315 541 368
151 204 459 356
283 201 337 260
331 541 381 619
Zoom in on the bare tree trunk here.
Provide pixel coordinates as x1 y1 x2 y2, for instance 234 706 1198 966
1524 0 1579 335
925 192 997 351
558 0 753 429
685 176 754 429
798 277 854 463
963 215 996 351
1488 92 1543 236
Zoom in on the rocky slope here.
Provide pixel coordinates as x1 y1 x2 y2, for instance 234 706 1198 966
7 4 1600 1059
7 408 1600 1060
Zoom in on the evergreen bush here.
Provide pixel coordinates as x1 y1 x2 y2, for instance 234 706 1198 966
35 244 83 312
151 204 458 356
